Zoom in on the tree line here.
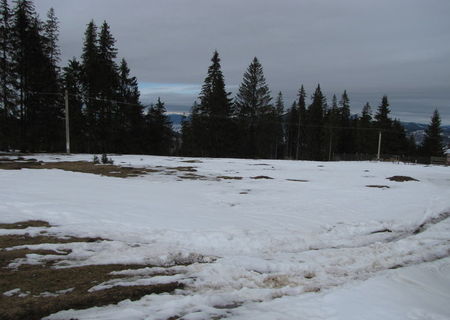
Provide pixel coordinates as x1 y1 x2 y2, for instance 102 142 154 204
181 51 445 160
0 0 445 160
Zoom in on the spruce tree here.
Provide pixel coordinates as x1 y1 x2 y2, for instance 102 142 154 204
116 58 144 153
296 85 307 159
356 102 374 154
338 90 353 154
375 95 391 129
234 57 273 158
12 0 62 151
420 109 444 157
42 7 59 67
306 84 326 160
0 0 17 150
63 58 85 152
146 97 173 155
191 51 233 157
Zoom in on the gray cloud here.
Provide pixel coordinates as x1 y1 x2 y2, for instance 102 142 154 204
34 0 450 124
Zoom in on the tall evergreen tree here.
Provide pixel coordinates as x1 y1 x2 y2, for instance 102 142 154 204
420 109 444 157
234 57 273 158
0 0 17 150
356 102 375 154
375 95 391 129
187 51 233 157
63 58 85 152
325 94 340 160
306 84 326 160
12 0 62 151
338 90 353 154
115 57 144 153
42 7 59 67
81 20 100 152
145 97 173 155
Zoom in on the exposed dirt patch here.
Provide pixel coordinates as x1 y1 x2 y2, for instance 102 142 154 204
0 234 104 251
386 176 419 182
366 185 390 189
0 220 50 229
168 166 197 172
249 163 270 166
180 160 203 164
0 221 183 320
178 173 209 180
0 160 155 178
251 176 274 180
217 176 243 180
286 179 309 182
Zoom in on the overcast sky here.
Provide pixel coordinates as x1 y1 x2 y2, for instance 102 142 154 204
34 0 450 124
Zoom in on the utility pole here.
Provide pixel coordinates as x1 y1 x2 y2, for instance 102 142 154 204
64 89 70 154
377 131 382 161
295 109 301 160
328 130 333 161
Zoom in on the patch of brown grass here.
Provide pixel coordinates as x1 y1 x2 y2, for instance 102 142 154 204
250 176 274 180
178 173 209 180
0 160 155 178
217 176 243 180
180 160 203 163
386 176 419 182
0 220 50 229
0 221 183 320
168 166 197 172
286 179 309 182
366 185 390 189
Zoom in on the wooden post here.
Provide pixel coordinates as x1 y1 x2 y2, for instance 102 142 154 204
65 89 70 154
377 131 382 161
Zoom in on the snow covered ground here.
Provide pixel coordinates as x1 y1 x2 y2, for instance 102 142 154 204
1 154 449 319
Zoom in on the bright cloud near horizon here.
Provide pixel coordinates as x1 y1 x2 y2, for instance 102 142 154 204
34 0 450 124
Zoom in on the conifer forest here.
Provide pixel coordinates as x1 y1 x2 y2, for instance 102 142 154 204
0 0 445 161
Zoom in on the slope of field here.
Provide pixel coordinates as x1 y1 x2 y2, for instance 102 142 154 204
1 154 449 319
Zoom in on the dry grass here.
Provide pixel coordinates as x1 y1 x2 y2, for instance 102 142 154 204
387 176 419 182
0 160 156 178
250 175 274 180
217 176 243 180
366 185 390 189
167 166 198 172
180 160 203 163
0 220 50 229
0 221 183 320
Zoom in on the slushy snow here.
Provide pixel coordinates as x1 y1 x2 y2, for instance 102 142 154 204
1 154 449 319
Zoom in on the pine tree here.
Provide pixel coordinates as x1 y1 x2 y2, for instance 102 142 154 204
375 95 391 129
116 58 144 153
12 0 62 151
420 109 444 157
356 102 375 154
296 85 307 159
325 94 340 160
306 84 326 160
146 97 173 155
63 58 85 152
234 57 273 158
338 90 354 154
272 91 285 158
0 0 17 150
81 20 100 152
190 51 233 157
42 7 59 67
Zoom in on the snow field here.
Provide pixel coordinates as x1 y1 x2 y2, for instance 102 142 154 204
1 154 449 319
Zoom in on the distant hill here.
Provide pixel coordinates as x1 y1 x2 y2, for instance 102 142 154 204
401 122 450 147
168 114 186 132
